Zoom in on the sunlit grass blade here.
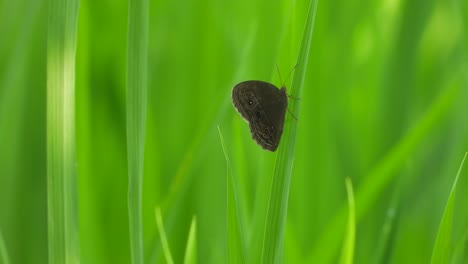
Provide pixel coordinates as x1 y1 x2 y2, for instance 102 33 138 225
184 216 197 264
47 0 80 262
0 229 10 264
261 0 319 262
218 126 246 263
308 76 463 263
155 208 174 264
431 152 467 264
340 178 355 264
126 0 149 263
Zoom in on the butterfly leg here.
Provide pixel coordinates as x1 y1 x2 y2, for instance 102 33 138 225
286 107 298 121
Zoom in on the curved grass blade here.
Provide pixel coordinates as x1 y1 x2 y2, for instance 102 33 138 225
340 178 355 264
218 126 246 263
308 77 462 263
47 0 80 262
155 208 174 264
184 216 197 264
431 152 467 264
0 229 10 264
126 0 149 263
261 0 319 262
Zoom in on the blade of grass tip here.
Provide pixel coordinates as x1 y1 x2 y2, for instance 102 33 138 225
184 216 197 264
218 126 246 263
308 75 462 263
0 229 10 264
340 178 356 264
261 0 319 262
155 208 174 264
431 152 468 264
126 0 149 263
47 0 80 263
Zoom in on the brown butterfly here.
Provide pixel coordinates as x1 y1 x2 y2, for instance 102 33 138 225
232 80 288 151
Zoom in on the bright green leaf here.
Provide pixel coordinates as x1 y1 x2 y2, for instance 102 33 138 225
431 152 467 263
218 126 246 263
184 216 198 264
340 178 355 264
155 208 174 264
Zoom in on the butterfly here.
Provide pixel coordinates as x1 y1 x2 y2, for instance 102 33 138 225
232 80 288 151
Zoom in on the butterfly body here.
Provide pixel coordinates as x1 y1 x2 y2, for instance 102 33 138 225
232 80 288 152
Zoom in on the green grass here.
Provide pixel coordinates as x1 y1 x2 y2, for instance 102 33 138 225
308 75 464 263
154 207 198 264
218 126 246 263
340 178 356 264
155 208 174 264
126 0 149 263
261 0 318 262
1 0 468 263
0 229 10 264
431 152 467 263
46 0 80 262
372 181 401 263
183 216 197 264
451 227 468 263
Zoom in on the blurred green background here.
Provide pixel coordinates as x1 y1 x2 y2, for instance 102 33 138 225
1 0 468 263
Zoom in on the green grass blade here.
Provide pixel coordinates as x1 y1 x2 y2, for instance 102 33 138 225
0 229 10 264
261 0 319 262
340 178 355 264
218 126 246 263
147 25 257 263
308 76 463 263
431 152 467 264
155 208 174 264
373 186 401 263
158 24 258 213
126 0 149 263
47 0 80 262
184 216 197 264
451 227 468 264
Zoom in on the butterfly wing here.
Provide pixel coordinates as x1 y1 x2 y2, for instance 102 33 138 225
232 81 260 122
232 81 288 151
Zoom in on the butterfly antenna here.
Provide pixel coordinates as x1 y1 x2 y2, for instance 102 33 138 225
285 64 300 100
284 63 299 85
288 94 301 101
287 107 298 121
276 64 284 87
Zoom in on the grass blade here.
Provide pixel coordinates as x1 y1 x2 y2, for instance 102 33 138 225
147 25 258 264
126 0 149 262
373 186 401 263
184 216 197 264
47 0 80 262
218 126 246 263
340 178 356 264
261 0 319 262
308 76 463 263
0 229 10 264
431 152 467 263
451 227 468 264
155 208 174 264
